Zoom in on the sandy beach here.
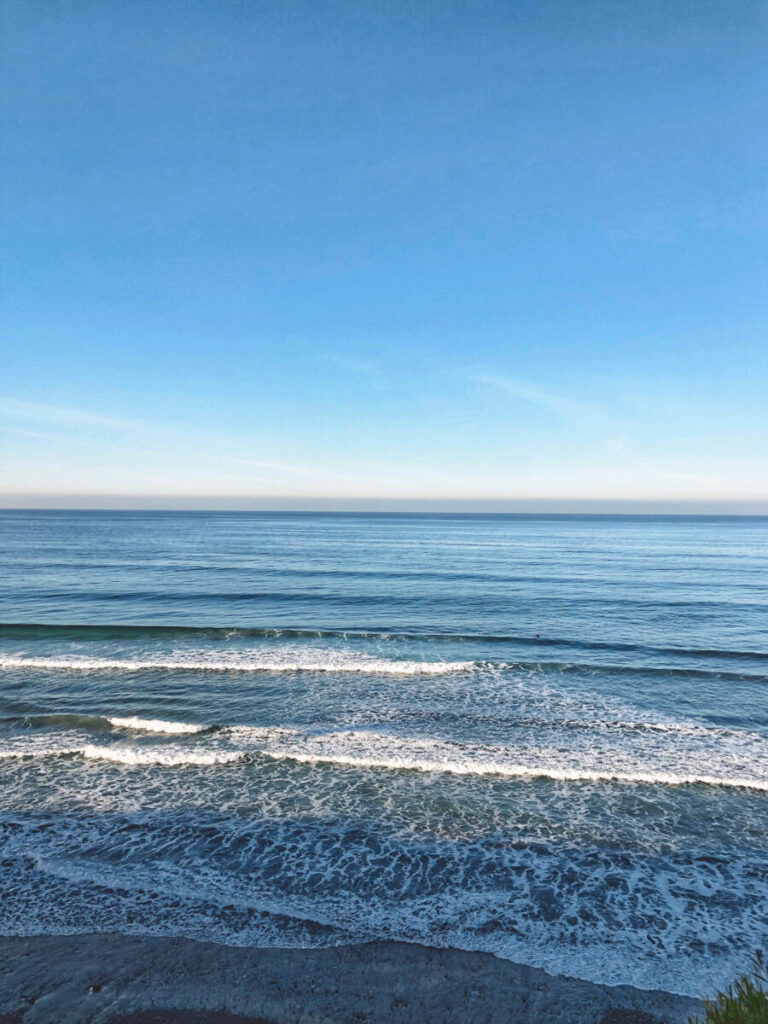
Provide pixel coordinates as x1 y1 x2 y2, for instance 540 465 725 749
0 934 703 1024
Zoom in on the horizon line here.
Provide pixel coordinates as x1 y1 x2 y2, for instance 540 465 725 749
1 494 768 515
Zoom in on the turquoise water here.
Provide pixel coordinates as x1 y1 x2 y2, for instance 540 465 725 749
0 511 766 995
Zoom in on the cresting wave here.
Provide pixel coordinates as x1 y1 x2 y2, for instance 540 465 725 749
0 713 209 734
5 711 745 740
108 716 207 734
2 621 767 661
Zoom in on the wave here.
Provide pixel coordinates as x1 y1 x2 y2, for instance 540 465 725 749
4 710 741 740
0 654 472 676
6 589 768 614
262 753 768 790
1 621 767 662
258 748 768 791
3 723 766 791
10 561 767 591
0 744 240 765
453 716 749 738
3 743 766 789
1 713 113 732
0 713 209 736
6 710 761 758
82 745 242 766
241 728 768 791
0 652 764 685
107 716 207 734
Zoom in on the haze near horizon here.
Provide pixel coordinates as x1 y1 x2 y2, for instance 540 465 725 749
2 0 767 510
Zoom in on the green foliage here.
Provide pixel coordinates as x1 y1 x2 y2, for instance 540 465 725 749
689 952 768 1024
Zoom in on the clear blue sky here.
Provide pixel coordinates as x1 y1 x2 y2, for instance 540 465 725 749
2 0 767 509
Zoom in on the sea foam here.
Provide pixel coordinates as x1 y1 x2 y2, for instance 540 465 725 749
108 716 206 734
0 653 472 676
2 717 767 790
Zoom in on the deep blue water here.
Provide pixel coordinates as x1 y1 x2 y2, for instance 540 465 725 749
0 511 766 995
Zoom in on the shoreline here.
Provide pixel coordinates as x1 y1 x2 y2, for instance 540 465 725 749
0 934 703 1024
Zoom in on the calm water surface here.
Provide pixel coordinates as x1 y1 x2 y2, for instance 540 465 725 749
0 511 766 995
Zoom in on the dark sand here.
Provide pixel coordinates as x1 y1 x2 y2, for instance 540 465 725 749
0 934 703 1024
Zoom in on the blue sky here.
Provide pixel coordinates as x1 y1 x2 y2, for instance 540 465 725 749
2 0 767 509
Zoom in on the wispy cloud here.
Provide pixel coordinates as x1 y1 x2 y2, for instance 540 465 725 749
325 353 383 376
658 470 724 486
0 425 65 443
322 352 389 391
0 397 150 433
471 374 599 421
0 396 335 483
226 457 315 476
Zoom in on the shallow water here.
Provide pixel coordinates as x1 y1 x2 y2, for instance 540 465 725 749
0 511 766 995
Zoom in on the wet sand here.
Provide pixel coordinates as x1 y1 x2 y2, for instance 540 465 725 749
0 934 702 1024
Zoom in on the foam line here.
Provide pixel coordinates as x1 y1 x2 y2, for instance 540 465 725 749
3 735 764 790
257 747 768 790
107 716 206 734
0 655 472 676
82 745 243 766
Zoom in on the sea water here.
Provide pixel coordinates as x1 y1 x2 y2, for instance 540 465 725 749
0 510 766 996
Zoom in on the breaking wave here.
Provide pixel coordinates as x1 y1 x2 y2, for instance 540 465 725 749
0 653 472 676
107 716 207 734
1 720 766 791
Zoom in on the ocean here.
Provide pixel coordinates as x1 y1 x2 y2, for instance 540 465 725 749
0 510 766 997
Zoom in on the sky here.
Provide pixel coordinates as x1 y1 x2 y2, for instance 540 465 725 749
2 0 767 511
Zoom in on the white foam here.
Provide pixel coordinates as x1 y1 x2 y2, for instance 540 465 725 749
6 736 764 789
0 745 82 760
108 716 206 734
0 732 85 760
5 815 765 999
224 725 768 792
3 687 767 794
2 718 767 790
0 653 471 676
82 745 243 766
593 719 738 737
258 746 768 790
0 743 240 766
